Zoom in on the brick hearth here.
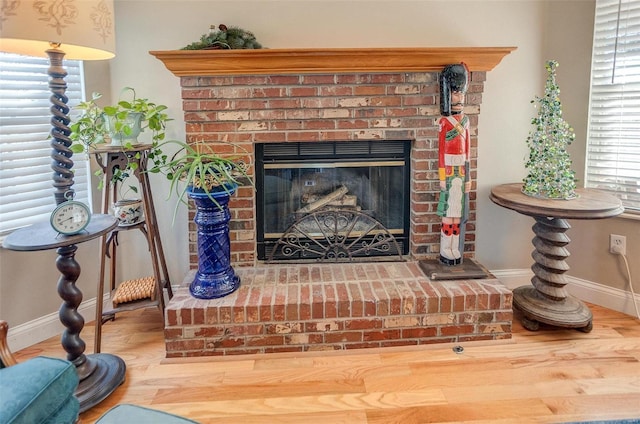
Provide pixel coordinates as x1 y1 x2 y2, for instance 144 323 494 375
165 262 512 357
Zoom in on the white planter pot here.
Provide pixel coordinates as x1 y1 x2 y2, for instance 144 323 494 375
104 112 143 146
113 199 144 226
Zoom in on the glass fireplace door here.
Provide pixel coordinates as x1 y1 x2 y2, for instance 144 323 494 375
257 141 410 261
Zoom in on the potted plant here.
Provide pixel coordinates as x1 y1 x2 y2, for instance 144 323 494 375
149 140 253 299
70 88 171 184
151 140 250 207
70 88 171 224
71 88 170 147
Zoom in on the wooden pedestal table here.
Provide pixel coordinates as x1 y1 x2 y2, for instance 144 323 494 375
490 183 623 332
2 215 126 413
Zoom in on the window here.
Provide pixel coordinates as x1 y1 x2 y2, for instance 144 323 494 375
586 0 640 212
0 53 91 234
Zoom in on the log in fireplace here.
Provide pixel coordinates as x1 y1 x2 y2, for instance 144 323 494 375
256 140 411 262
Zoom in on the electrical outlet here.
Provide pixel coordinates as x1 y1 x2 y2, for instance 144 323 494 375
610 234 626 255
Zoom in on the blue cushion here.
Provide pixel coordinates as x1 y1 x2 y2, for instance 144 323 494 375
0 356 79 424
96 404 199 423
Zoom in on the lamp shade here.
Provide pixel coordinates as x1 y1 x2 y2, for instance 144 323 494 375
0 0 115 60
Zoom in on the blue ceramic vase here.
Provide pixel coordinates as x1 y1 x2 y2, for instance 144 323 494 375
187 183 240 299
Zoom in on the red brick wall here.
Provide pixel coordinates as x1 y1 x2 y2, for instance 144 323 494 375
179 71 486 267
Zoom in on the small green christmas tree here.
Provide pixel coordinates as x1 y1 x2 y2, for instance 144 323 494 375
522 60 577 199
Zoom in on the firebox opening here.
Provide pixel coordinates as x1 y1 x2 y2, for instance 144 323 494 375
256 140 411 262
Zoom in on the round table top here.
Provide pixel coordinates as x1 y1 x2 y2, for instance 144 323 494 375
2 214 117 252
490 183 624 219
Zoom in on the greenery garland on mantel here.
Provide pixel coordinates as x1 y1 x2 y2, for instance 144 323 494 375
181 24 263 50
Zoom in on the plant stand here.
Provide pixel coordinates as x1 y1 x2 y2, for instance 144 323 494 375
91 145 172 353
188 184 240 299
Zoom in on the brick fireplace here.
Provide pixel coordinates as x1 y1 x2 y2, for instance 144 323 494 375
152 47 515 357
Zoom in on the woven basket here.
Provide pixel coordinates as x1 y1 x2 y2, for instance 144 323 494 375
112 276 156 307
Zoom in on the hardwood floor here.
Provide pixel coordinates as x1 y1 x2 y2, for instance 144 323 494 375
14 303 640 423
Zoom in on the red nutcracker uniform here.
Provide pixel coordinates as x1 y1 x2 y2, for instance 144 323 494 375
437 114 470 264
437 63 471 266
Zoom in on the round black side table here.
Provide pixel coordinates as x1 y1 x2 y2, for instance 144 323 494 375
3 214 125 412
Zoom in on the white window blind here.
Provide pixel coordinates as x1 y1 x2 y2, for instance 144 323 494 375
0 52 91 234
586 0 640 212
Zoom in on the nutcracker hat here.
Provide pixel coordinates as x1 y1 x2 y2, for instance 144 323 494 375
440 63 469 116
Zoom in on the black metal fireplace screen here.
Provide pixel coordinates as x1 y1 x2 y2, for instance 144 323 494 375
256 140 411 262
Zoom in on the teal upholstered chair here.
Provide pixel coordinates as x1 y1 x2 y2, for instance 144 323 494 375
96 404 199 423
0 321 80 424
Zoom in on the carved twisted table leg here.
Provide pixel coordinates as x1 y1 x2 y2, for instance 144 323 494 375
512 216 593 333
55 244 126 412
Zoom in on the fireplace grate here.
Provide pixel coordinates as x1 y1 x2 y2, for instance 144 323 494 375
266 209 404 262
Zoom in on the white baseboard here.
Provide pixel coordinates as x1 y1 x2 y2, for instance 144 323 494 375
6 298 99 352
563 275 640 319
7 271 639 351
488 269 532 289
491 268 640 319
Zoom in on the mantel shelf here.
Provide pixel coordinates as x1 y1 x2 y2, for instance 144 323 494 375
149 47 516 76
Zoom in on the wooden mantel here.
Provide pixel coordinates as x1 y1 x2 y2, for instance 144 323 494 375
149 47 516 76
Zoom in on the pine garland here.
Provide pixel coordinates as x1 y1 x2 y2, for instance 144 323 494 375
522 60 577 200
182 24 262 50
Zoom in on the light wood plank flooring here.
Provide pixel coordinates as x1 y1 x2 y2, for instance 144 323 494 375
14 303 640 423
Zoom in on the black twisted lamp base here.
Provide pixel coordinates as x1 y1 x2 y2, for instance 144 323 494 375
46 46 75 205
43 46 126 412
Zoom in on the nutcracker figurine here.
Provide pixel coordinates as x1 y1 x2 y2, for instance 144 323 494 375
437 63 471 266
